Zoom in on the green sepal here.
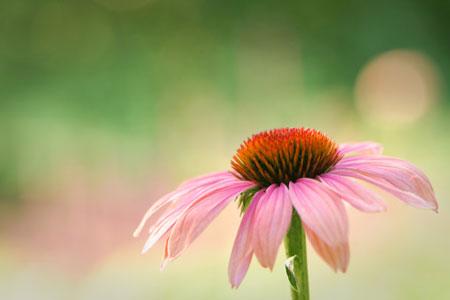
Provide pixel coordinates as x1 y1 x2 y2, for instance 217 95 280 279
285 255 299 292
236 186 260 215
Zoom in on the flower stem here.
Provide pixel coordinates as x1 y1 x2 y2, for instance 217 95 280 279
284 212 310 300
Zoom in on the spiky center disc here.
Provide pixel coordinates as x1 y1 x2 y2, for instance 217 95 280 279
231 128 341 186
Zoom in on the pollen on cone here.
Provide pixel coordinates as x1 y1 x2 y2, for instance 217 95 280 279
231 128 341 186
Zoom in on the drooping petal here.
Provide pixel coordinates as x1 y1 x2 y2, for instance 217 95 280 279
253 184 292 269
332 155 438 211
336 155 433 188
338 142 383 156
288 179 349 247
304 225 349 272
133 191 177 238
165 181 255 260
318 173 387 212
142 179 250 253
139 173 256 253
134 171 238 238
178 171 236 190
228 191 263 288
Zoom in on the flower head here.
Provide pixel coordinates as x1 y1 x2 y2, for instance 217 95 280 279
232 128 341 185
134 127 438 288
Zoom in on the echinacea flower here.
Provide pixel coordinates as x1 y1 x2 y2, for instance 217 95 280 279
134 127 437 291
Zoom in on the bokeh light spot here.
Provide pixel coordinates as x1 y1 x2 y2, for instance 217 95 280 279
355 49 440 126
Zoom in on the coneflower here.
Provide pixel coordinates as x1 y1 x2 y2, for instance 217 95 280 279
134 127 437 300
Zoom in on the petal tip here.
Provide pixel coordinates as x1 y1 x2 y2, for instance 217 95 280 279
228 274 244 289
421 200 439 212
431 200 439 212
142 237 157 254
160 259 170 271
339 262 349 273
364 204 387 213
132 229 141 238
229 277 242 289
377 205 388 213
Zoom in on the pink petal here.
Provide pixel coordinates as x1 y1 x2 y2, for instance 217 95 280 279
333 155 438 211
140 174 255 253
288 179 349 247
336 156 433 188
165 181 254 260
134 171 238 238
304 224 349 272
253 184 292 269
318 173 387 212
228 191 263 288
178 171 237 190
133 191 177 238
339 142 383 156
142 179 248 253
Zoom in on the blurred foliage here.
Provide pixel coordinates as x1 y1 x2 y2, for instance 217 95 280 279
0 0 449 201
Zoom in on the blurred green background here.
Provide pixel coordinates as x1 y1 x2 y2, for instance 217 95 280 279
1 0 449 299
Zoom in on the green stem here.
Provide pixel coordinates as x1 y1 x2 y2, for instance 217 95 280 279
284 212 310 300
